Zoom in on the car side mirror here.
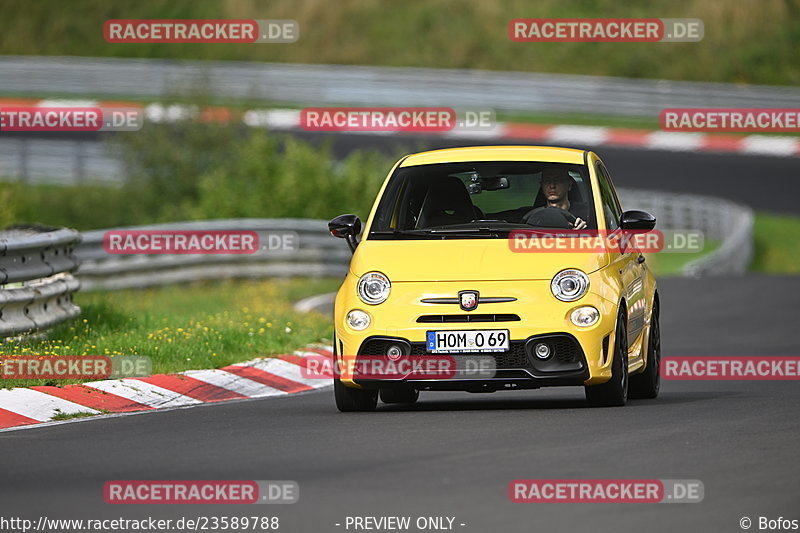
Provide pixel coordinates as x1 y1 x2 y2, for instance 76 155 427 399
619 210 656 231
328 214 362 253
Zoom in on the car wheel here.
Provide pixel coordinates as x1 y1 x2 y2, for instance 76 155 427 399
334 378 378 412
380 386 419 404
629 304 660 399
585 311 629 407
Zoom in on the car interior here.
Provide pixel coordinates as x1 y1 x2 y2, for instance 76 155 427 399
384 165 594 231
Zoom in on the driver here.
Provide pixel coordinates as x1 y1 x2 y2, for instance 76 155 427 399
540 167 588 230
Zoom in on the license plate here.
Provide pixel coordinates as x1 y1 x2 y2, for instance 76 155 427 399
426 329 510 353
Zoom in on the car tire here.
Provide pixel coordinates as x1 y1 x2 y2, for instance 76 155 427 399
380 386 419 404
629 303 660 399
334 378 378 412
585 311 629 407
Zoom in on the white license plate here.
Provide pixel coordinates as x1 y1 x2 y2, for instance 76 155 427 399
426 329 510 353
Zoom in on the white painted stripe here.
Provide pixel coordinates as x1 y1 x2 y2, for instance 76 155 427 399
645 131 704 151
442 124 505 140
244 108 301 129
144 103 195 124
293 350 326 357
85 379 201 408
37 99 99 108
0 388 98 421
740 135 800 156
182 368 284 398
308 344 334 353
243 358 327 388
547 125 609 145
294 292 336 313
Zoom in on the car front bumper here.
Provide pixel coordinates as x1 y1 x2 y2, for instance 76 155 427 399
334 278 621 390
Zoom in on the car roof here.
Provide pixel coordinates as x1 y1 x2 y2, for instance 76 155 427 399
399 145 588 167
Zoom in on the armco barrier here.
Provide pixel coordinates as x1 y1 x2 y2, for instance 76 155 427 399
74 219 351 291
74 191 753 290
0 189 752 338
616 188 754 276
0 227 82 336
2 56 799 117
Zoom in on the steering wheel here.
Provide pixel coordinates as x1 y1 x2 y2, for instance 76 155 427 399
522 206 577 229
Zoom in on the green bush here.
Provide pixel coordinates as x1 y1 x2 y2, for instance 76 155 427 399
2 182 140 229
191 133 388 222
0 119 394 230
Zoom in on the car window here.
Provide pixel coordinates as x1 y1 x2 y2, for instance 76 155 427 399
595 161 622 230
369 160 596 238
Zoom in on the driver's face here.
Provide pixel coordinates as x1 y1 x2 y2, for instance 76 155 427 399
540 171 571 202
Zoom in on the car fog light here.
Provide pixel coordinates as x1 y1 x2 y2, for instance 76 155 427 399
534 342 552 360
386 345 403 360
346 309 371 331
570 306 600 327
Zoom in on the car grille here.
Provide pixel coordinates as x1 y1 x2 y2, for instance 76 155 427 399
416 314 521 323
409 341 529 368
547 336 582 365
358 335 583 371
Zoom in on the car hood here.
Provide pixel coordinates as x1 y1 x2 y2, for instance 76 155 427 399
350 238 610 282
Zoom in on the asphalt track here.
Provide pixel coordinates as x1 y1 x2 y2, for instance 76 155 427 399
0 275 798 533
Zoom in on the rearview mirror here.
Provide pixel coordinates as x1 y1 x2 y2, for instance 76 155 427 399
620 210 656 231
328 214 361 252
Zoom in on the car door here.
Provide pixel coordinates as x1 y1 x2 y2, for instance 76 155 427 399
595 160 647 360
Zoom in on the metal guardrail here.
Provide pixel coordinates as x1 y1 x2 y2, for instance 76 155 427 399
2 56 800 116
75 219 350 291
0 187 752 338
0 138 124 185
0 227 82 336
74 190 753 290
617 188 754 276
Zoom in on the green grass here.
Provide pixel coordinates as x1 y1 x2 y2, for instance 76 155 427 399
648 212 800 275
497 111 661 131
646 239 720 276
751 212 800 274
0 0 798 86
50 410 104 421
0 278 341 389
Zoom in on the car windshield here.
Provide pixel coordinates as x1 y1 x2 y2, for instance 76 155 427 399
368 160 596 239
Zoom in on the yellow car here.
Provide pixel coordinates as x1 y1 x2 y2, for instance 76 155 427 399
328 146 660 411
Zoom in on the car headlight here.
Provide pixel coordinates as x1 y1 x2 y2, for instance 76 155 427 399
357 271 391 305
346 309 371 330
570 306 600 327
551 269 589 302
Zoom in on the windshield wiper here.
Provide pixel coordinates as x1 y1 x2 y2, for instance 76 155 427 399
370 227 509 237
369 229 431 235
